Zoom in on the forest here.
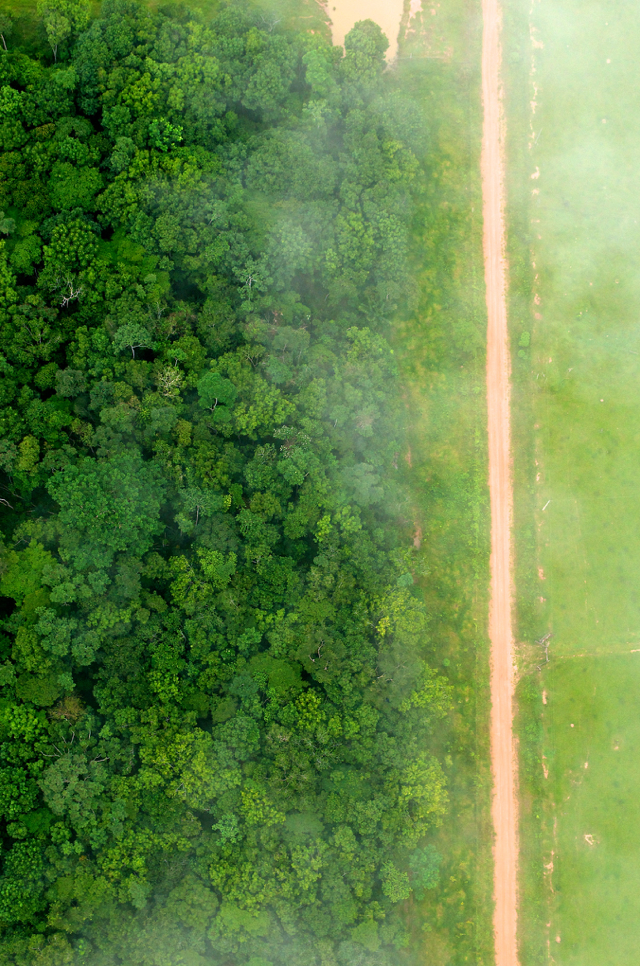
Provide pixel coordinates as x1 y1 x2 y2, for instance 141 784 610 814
0 2 459 963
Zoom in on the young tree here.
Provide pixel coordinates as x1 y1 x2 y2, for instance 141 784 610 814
37 0 90 61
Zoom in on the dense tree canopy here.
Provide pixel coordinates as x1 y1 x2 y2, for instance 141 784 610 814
0 3 450 963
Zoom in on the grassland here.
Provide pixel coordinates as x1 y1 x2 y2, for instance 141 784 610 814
504 0 640 961
541 657 640 963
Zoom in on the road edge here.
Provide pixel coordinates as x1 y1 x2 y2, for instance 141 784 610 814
481 0 519 964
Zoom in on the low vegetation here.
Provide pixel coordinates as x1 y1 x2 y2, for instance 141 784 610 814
505 0 640 962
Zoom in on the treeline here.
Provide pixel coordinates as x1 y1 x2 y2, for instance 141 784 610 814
0 3 452 964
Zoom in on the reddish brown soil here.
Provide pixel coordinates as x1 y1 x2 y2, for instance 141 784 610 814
481 0 519 964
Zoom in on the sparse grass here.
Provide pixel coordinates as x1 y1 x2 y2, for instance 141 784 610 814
504 0 640 961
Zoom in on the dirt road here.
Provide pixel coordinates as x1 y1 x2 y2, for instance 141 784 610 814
481 0 519 964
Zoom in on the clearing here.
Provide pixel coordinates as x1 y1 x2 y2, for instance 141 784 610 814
505 0 640 962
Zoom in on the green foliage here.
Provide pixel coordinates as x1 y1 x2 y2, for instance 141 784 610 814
381 861 412 903
0 212 15 236
0 4 462 965
0 15 13 54
408 844 442 899
341 19 389 94
0 542 54 604
197 370 238 418
148 118 183 153
112 323 156 359
37 0 90 61
47 453 165 568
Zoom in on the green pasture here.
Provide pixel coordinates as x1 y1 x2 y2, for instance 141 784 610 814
505 0 640 961
524 0 640 657
540 655 640 965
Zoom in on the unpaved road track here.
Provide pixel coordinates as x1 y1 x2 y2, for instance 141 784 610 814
481 0 518 964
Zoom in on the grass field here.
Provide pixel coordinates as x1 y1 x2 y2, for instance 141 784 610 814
504 0 640 961
541 655 640 965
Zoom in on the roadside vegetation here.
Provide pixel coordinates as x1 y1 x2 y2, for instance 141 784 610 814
504 0 640 962
0 1 489 963
394 4 493 962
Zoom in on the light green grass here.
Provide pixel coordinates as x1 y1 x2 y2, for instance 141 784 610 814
504 0 640 962
541 655 640 964
521 0 640 657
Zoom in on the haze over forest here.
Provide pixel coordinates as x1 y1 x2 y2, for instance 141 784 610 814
0 2 485 964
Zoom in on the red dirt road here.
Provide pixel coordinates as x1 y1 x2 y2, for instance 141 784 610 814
481 1 519 965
